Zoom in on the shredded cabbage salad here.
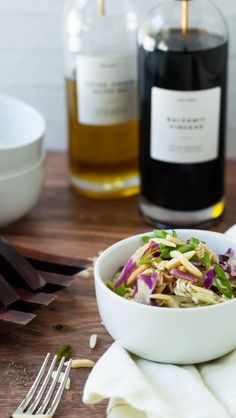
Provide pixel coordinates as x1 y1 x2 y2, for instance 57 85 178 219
106 230 236 308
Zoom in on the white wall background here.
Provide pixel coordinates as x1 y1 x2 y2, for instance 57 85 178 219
0 0 235 156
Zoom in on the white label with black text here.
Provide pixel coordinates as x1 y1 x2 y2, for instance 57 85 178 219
151 87 221 164
76 55 138 126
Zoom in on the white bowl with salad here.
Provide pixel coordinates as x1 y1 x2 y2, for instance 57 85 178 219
94 229 236 364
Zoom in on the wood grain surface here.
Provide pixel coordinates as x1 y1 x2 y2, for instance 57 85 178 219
0 152 236 418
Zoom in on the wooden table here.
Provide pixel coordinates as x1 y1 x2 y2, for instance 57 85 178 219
1 153 236 418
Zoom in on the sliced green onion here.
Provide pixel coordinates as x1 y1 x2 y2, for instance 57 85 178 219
189 237 199 249
115 283 126 296
177 244 195 254
159 244 172 259
203 252 211 269
56 344 73 365
153 230 168 239
213 265 233 299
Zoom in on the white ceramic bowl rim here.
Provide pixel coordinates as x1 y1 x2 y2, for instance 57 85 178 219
0 95 46 150
0 152 45 180
94 230 236 313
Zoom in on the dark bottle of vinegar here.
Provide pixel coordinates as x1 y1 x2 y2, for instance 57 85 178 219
138 0 228 227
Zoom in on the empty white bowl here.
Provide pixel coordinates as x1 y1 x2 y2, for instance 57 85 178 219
0 95 45 176
95 230 236 364
0 154 44 227
0 95 46 227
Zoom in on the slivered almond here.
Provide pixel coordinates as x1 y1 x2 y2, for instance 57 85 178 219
126 264 148 286
151 238 176 248
89 334 98 349
64 359 95 369
153 260 168 271
166 258 181 270
77 269 91 279
166 250 196 270
166 234 186 245
170 251 202 278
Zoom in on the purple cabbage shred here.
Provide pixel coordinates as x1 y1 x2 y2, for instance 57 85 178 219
170 268 198 282
115 258 136 288
226 248 233 258
219 248 233 265
230 265 236 278
143 241 159 256
134 272 158 305
203 269 216 289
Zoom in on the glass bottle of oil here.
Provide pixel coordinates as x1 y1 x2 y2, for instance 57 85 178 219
63 0 140 198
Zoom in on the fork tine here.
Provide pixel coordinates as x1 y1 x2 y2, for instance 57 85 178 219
36 356 66 415
46 359 72 417
27 354 58 414
17 353 51 411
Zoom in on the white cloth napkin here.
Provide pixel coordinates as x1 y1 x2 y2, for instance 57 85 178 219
83 226 236 418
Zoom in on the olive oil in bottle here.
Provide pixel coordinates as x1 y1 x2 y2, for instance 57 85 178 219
64 0 140 198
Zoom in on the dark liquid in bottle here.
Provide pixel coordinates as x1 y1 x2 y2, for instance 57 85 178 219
139 29 228 211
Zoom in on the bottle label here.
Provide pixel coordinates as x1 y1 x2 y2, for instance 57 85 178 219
76 55 138 126
151 87 221 164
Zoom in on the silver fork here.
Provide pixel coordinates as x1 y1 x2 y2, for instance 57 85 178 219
12 353 72 418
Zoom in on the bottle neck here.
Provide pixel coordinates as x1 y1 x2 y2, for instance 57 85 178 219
138 0 228 51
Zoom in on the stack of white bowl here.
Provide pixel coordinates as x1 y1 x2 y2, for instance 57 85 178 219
0 95 46 227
